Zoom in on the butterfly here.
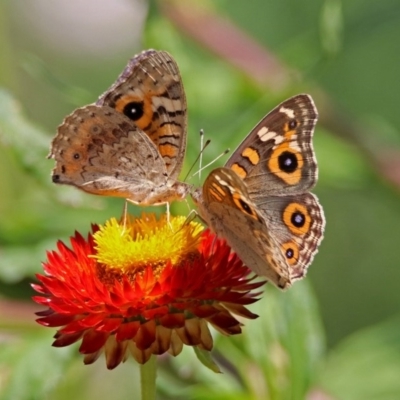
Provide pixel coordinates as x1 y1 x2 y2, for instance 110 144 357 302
48 49 190 206
192 94 325 289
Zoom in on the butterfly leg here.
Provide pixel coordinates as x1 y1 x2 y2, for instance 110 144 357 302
171 209 199 236
165 202 177 232
119 200 129 234
184 209 199 226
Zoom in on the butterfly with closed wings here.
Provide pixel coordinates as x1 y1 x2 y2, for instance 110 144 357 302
48 49 190 206
192 94 325 289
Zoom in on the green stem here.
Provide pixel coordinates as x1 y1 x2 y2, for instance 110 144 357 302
140 355 157 400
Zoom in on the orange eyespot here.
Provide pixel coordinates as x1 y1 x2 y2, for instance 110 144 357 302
115 95 153 130
268 146 303 185
282 202 311 236
281 241 299 265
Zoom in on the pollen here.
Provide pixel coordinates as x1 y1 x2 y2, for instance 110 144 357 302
92 213 203 274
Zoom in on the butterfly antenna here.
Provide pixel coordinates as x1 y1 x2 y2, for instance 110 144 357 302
183 133 211 182
199 129 204 181
189 148 230 179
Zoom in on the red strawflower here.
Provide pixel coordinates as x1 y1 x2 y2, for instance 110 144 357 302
32 213 264 369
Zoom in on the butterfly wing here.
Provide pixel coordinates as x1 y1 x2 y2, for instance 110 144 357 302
256 193 325 281
193 167 291 288
49 105 176 204
225 94 318 198
214 95 324 284
97 50 187 181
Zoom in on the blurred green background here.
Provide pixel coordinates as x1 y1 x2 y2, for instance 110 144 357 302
1 0 400 399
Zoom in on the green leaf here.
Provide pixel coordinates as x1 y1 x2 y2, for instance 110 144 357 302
0 88 50 185
193 347 221 374
317 314 400 400
0 329 76 399
216 280 326 400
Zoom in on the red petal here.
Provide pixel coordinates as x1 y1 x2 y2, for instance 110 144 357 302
32 296 52 307
189 304 219 318
96 317 123 333
159 313 185 329
59 319 88 334
35 308 54 317
115 321 140 341
168 330 183 356
142 306 169 320
36 313 75 327
31 282 48 294
175 318 202 346
199 319 213 351
105 339 128 369
135 320 156 350
222 303 259 319
152 326 172 354
129 344 152 364
83 350 102 365
80 330 109 354
207 311 241 333
79 314 107 328
235 280 266 291
53 331 83 347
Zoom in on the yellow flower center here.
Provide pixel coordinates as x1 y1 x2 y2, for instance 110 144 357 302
93 213 203 276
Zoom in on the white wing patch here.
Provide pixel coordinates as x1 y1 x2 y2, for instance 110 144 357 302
279 106 295 119
257 126 284 144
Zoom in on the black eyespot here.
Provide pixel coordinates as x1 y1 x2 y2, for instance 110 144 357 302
61 165 66 174
123 101 144 121
291 211 305 228
285 248 294 259
278 151 298 173
239 199 252 215
52 174 60 182
73 153 80 160
289 119 297 129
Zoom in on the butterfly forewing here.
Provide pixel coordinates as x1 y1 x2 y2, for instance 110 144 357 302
225 94 318 197
97 50 187 180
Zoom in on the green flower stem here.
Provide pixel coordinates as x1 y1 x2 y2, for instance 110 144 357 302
140 355 157 400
